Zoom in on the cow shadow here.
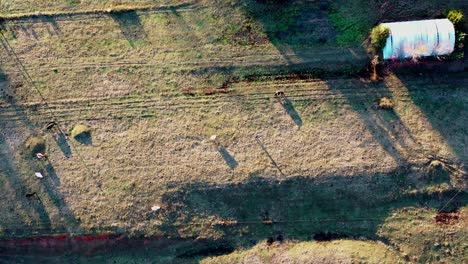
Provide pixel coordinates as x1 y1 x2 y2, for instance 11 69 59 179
280 98 302 127
217 145 238 170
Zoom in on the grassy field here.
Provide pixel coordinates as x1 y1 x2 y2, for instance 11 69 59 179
201 240 402 264
0 0 467 262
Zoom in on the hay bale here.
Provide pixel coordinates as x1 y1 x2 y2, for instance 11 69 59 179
428 160 451 182
378 97 394 110
71 124 91 143
24 136 46 156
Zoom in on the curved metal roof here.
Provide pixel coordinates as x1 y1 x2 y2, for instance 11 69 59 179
382 19 455 60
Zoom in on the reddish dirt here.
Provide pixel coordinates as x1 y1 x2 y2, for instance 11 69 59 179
435 211 460 225
0 234 168 257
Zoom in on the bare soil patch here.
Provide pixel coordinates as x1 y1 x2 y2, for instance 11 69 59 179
435 210 460 225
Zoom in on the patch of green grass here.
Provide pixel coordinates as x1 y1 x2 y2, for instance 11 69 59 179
327 1 376 45
66 0 80 8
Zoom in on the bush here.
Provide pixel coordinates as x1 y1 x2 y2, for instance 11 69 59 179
24 136 46 156
446 10 466 48
377 97 394 110
371 25 390 53
71 124 91 140
446 10 465 32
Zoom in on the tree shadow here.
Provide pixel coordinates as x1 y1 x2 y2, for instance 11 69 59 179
160 170 467 244
234 0 367 67
390 70 468 163
110 11 147 47
0 135 52 232
325 78 419 166
217 145 238 170
0 61 80 236
280 97 302 127
39 161 82 233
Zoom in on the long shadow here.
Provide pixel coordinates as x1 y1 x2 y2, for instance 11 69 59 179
160 170 467 244
0 135 52 233
110 11 147 47
40 162 82 233
233 0 368 66
0 52 80 236
325 78 418 166
50 129 73 158
281 98 302 127
237 1 335 60
394 71 468 163
217 145 238 170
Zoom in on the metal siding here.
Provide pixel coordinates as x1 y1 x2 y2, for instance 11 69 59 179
381 19 455 60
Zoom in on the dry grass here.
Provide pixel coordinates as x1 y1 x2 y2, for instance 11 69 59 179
0 1 193 18
201 240 401 264
377 97 394 110
24 136 46 156
0 0 467 262
71 124 91 139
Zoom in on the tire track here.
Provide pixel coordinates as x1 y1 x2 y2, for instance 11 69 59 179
4 47 367 73
1 73 465 125
0 81 411 124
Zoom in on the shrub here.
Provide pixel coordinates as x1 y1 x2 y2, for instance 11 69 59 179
446 10 466 48
71 124 91 140
371 25 390 53
24 136 46 156
377 97 394 110
446 10 465 32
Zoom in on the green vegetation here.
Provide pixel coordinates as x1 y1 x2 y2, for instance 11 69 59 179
371 25 390 54
327 1 376 44
24 136 46 156
446 9 466 48
0 0 467 262
446 9 465 32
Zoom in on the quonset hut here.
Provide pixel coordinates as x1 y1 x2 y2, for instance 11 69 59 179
381 19 456 60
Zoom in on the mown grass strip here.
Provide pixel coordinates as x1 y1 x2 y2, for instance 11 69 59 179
0 2 194 21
